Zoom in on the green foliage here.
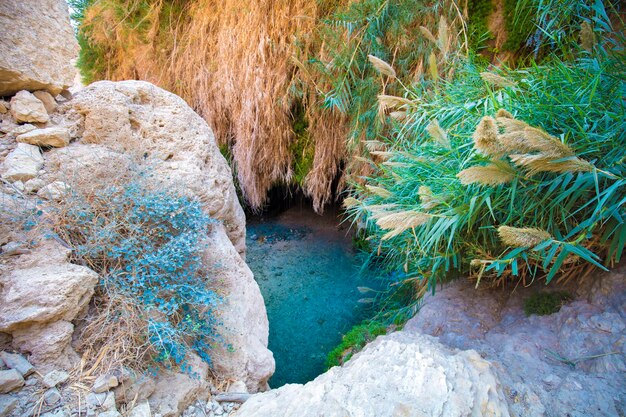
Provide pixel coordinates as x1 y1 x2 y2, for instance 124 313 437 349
503 0 618 57
290 105 315 187
346 14 625 321
56 179 219 369
352 229 371 252
524 291 572 316
325 321 387 369
302 0 461 147
467 0 494 50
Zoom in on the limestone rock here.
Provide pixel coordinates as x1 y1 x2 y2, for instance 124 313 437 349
93 374 119 394
1 143 43 182
148 354 210 417
10 322 77 371
23 178 46 194
8 124 37 137
37 181 70 201
17 127 70 148
236 332 510 417
43 370 70 388
9 91 49 123
0 395 18 417
204 224 274 392
33 91 58 114
40 409 70 417
98 411 122 417
102 392 116 411
0 0 78 96
0 240 98 370
0 352 34 376
128 401 151 417
48 81 273 391
86 392 107 409
113 370 155 404
44 387 62 405
404 266 626 417
0 370 24 394
58 80 246 255
0 243 98 330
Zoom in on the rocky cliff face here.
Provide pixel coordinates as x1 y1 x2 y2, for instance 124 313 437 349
0 2 274 415
0 78 275 398
404 266 626 417
0 0 79 96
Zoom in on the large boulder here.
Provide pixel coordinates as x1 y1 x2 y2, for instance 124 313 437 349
53 80 246 255
203 224 274 392
0 0 78 96
236 332 510 417
45 80 273 390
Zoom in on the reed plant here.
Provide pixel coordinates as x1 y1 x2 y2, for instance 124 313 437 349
345 18 625 321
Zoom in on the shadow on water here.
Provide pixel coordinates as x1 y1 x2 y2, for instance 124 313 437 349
245 193 381 388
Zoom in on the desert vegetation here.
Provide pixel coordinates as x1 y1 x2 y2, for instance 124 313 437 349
58 0 625 375
71 0 625 322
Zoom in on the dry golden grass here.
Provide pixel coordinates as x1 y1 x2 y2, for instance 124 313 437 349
81 0 467 212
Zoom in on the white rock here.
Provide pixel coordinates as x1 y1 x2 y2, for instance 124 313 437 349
0 241 97 331
0 352 34 376
101 391 116 411
0 395 18 417
33 91 58 114
227 380 248 393
0 240 98 370
98 411 121 417
44 387 62 405
148 354 210 417
92 374 118 394
1 143 43 182
8 123 36 136
0 370 24 393
0 0 78 96
12 181 24 192
9 91 49 123
236 332 510 417
86 392 107 409
40 409 70 417
23 178 46 194
128 401 151 417
43 370 70 388
60 80 246 254
17 127 70 148
37 181 70 201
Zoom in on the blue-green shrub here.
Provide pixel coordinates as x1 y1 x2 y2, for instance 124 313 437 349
55 179 219 369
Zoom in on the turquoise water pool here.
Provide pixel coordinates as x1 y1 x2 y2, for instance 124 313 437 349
246 206 380 387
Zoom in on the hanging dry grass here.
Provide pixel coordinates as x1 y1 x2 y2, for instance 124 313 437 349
80 0 350 211
79 0 467 212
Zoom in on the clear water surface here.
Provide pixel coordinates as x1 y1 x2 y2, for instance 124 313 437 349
246 206 380 387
